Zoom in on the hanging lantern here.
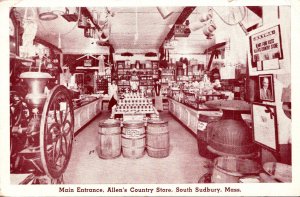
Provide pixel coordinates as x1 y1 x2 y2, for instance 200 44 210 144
84 27 95 38
199 9 213 22
92 10 98 25
97 24 110 43
203 20 216 39
78 12 88 28
38 7 66 21
98 10 108 27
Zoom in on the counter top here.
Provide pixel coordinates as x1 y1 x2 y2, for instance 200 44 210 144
168 97 219 112
73 97 102 110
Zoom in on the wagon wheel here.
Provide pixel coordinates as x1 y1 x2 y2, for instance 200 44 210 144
40 85 74 180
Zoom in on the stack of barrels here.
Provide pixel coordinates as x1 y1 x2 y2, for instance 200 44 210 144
97 118 170 159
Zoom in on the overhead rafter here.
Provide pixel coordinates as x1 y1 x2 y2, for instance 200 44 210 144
162 6 196 45
81 7 115 55
246 6 263 18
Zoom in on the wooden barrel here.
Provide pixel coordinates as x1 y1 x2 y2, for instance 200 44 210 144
207 119 258 157
211 156 261 183
97 119 121 159
122 120 145 159
197 111 222 159
146 120 169 158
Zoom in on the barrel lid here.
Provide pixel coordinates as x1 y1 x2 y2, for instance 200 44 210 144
99 119 120 127
147 119 168 125
123 120 144 127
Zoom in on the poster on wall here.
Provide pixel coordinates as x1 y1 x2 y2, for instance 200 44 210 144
252 103 279 152
249 25 283 71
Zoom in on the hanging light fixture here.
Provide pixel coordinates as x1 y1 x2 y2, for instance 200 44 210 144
199 9 213 22
189 8 213 32
157 7 173 19
38 7 65 21
98 9 107 28
203 20 216 39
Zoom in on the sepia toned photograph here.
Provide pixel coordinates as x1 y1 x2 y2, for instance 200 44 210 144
258 74 274 102
1 1 299 196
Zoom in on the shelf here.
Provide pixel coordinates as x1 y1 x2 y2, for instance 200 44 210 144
116 60 158 96
76 66 99 70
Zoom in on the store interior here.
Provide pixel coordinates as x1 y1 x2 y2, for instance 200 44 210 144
9 6 291 184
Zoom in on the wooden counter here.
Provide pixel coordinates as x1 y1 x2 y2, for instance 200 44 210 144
74 98 102 134
168 98 221 136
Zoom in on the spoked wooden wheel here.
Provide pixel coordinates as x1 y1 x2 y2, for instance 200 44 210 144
40 85 74 180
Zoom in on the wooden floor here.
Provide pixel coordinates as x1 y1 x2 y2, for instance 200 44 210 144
62 111 209 184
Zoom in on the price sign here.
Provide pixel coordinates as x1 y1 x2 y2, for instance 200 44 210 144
125 129 140 137
197 121 208 131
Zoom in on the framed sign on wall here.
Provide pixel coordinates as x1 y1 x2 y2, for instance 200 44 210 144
252 103 279 152
258 74 275 102
249 25 283 71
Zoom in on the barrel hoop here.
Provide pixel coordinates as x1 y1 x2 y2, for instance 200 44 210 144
147 123 168 127
208 139 255 149
121 134 146 139
208 140 256 154
146 131 169 135
99 122 120 127
123 122 144 128
147 121 168 126
98 133 121 136
147 145 169 150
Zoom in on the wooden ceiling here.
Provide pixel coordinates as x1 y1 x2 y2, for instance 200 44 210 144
14 7 185 54
13 6 261 55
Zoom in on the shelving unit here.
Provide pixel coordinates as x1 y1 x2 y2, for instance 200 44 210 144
116 60 159 96
94 75 110 94
161 69 175 85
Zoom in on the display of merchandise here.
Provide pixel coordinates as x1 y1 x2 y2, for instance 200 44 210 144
95 77 109 94
114 92 156 114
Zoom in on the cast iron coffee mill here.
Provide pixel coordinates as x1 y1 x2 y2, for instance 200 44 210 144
10 69 74 184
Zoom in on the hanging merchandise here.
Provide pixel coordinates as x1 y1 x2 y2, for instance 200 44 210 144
97 23 110 43
84 27 95 38
203 20 216 39
78 11 88 28
98 55 105 73
38 7 64 21
135 60 141 69
20 8 38 58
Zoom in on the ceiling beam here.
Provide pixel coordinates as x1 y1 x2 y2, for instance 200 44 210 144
163 6 196 43
80 7 115 55
246 6 263 18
